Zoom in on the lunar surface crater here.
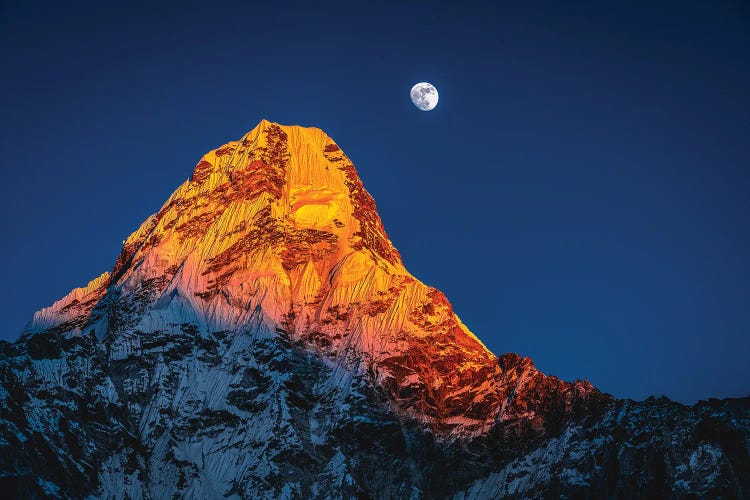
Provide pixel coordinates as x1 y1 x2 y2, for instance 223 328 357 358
410 82 439 111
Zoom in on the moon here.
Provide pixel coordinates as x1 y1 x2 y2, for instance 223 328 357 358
410 82 439 111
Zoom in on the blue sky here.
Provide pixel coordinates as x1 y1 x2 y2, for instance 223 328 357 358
1 0 748 403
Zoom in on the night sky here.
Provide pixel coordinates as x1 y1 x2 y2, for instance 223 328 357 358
1 1 748 403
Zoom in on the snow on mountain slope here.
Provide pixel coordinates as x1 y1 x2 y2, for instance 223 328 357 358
2 121 748 498
20 120 594 437
25 272 111 336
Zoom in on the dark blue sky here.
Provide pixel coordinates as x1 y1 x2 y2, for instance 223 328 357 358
1 0 748 403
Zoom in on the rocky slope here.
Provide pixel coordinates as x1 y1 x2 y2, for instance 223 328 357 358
1 121 748 498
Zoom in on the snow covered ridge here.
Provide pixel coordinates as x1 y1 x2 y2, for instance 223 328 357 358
1 121 749 498
24 272 111 336
18 120 598 437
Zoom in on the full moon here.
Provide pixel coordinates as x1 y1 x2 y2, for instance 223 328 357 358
410 82 439 111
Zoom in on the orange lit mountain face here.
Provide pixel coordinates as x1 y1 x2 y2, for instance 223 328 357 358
6 121 750 498
25 120 594 435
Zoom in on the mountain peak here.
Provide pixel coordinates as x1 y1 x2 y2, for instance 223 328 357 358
23 123 595 435
7 123 749 499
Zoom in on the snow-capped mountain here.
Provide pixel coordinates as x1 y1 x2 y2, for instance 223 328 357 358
1 121 748 498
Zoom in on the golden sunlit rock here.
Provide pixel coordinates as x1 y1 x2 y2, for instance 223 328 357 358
26 120 595 436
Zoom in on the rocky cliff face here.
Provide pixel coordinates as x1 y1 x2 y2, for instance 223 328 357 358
1 121 748 498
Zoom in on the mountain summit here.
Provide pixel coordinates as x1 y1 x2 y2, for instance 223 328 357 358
2 122 749 498
23 120 595 436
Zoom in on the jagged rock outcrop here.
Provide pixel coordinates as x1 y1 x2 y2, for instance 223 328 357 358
1 121 748 498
